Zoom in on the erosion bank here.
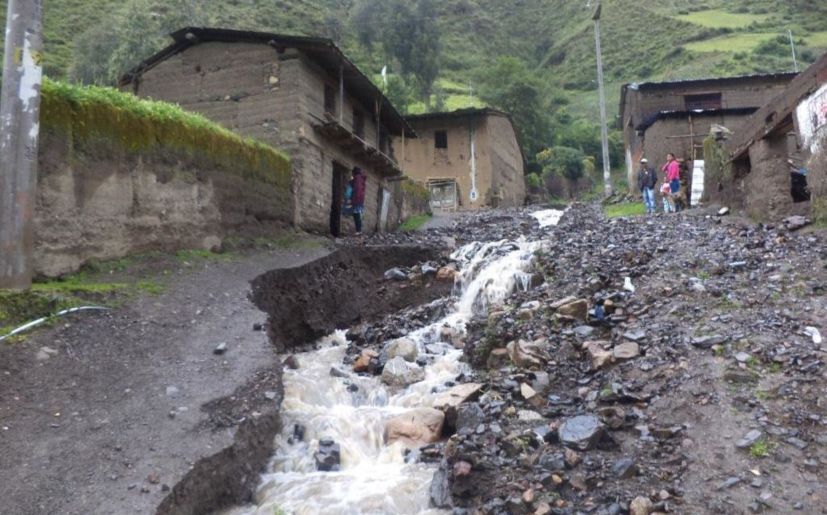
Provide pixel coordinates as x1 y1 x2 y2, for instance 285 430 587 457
250 245 452 352
36 80 292 278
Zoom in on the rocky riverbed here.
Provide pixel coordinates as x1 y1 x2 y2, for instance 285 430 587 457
332 204 826 514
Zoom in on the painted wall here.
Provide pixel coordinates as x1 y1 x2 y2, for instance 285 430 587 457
795 83 827 154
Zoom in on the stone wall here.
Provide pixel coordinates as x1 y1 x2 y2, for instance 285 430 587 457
35 82 292 277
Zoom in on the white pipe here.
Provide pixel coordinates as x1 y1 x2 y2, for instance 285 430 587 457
0 306 110 342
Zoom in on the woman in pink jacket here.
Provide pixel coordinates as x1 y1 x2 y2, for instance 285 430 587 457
662 153 681 212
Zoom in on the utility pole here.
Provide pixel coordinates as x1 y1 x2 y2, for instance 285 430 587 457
788 30 799 73
0 0 44 290
592 0 612 197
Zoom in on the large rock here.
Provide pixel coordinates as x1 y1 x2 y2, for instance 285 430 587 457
314 438 341 471
455 403 485 433
613 341 640 360
559 415 604 451
353 349 379 373
381 356 425 387
506 339 551 369
554 298 588 321
583 341 613 370
630 496 653 515
436 266 458 282
384 408 445 446
383 337 419 362
433 383 483 410
521 383 545 409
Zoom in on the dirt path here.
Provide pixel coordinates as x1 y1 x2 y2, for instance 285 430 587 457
0 246 329 515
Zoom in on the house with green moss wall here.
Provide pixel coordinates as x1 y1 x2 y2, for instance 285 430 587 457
120 27 415 236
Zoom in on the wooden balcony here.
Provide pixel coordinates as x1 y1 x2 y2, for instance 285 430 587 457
310 114 402 177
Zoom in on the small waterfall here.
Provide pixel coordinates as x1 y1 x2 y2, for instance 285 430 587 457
223 229 554 515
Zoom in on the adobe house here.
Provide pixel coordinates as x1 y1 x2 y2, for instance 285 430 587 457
619 73 796 199
119 27 416 236
714 52 827 221
396 108 526 211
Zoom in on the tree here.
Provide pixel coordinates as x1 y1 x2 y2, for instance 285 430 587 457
350 0 441 104
474 57 553 166
71 0 210 85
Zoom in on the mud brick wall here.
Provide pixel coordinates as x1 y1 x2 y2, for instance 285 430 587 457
621 76 794 190
134 43 406 235
34 85 292 278
742 136 795 221
487 115 526 208
400 114 525 210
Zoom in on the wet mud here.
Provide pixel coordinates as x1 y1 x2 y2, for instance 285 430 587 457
250 245 451 352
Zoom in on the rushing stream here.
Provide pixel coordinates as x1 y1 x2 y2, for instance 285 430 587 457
224 211 562 515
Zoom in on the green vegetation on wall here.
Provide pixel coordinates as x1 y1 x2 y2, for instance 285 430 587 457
40 79 291 189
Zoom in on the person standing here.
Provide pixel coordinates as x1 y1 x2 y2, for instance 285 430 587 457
637 158 657 214
661 153 681 212
350 167 366 235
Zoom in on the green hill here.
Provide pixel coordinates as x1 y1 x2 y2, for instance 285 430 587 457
1 0 825 169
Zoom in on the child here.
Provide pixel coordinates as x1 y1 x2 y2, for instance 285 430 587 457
660 182 673 213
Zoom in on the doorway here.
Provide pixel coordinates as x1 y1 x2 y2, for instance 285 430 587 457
330 162 349 237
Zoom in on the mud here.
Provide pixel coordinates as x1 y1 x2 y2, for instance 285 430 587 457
250 245 451 352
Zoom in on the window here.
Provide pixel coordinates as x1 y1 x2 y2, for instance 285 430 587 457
353 109 365 138
684 93 722 111
434 130 448 149
324 84 336 115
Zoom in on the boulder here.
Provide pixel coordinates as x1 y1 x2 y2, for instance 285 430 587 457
436 266 458 282
506 339 551 369
629 496 653 515
517 301 541 320
521 383 545 409
314 439 341 471
440 326 465 349
456 403 486 433
433 383 483 410
381 356 425 387
530 371 551 396
384 408 445 446
583 341 613 370
559 415 604 451
487 348 510 369
353 349 379 373
613 341 640 360
384 267 408 281
555 298 588 321
383 337 419 362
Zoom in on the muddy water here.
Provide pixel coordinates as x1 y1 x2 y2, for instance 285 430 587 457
225 213 561 515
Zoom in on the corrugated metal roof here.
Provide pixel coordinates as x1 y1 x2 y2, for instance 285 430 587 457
635 107 758 132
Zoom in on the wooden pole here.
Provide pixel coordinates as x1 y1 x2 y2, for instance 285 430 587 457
338 64 344 123
0 0 44 289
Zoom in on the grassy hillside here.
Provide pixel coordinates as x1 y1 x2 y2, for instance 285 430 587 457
1 0 825 164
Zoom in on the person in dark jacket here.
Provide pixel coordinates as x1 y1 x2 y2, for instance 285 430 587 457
350 167 366 234
637 158 657 214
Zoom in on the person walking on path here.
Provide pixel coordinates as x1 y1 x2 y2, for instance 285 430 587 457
637 158 657 214
350 167 366 235
662 153 681 212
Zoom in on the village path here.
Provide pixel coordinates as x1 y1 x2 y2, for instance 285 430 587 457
0 243 330 515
